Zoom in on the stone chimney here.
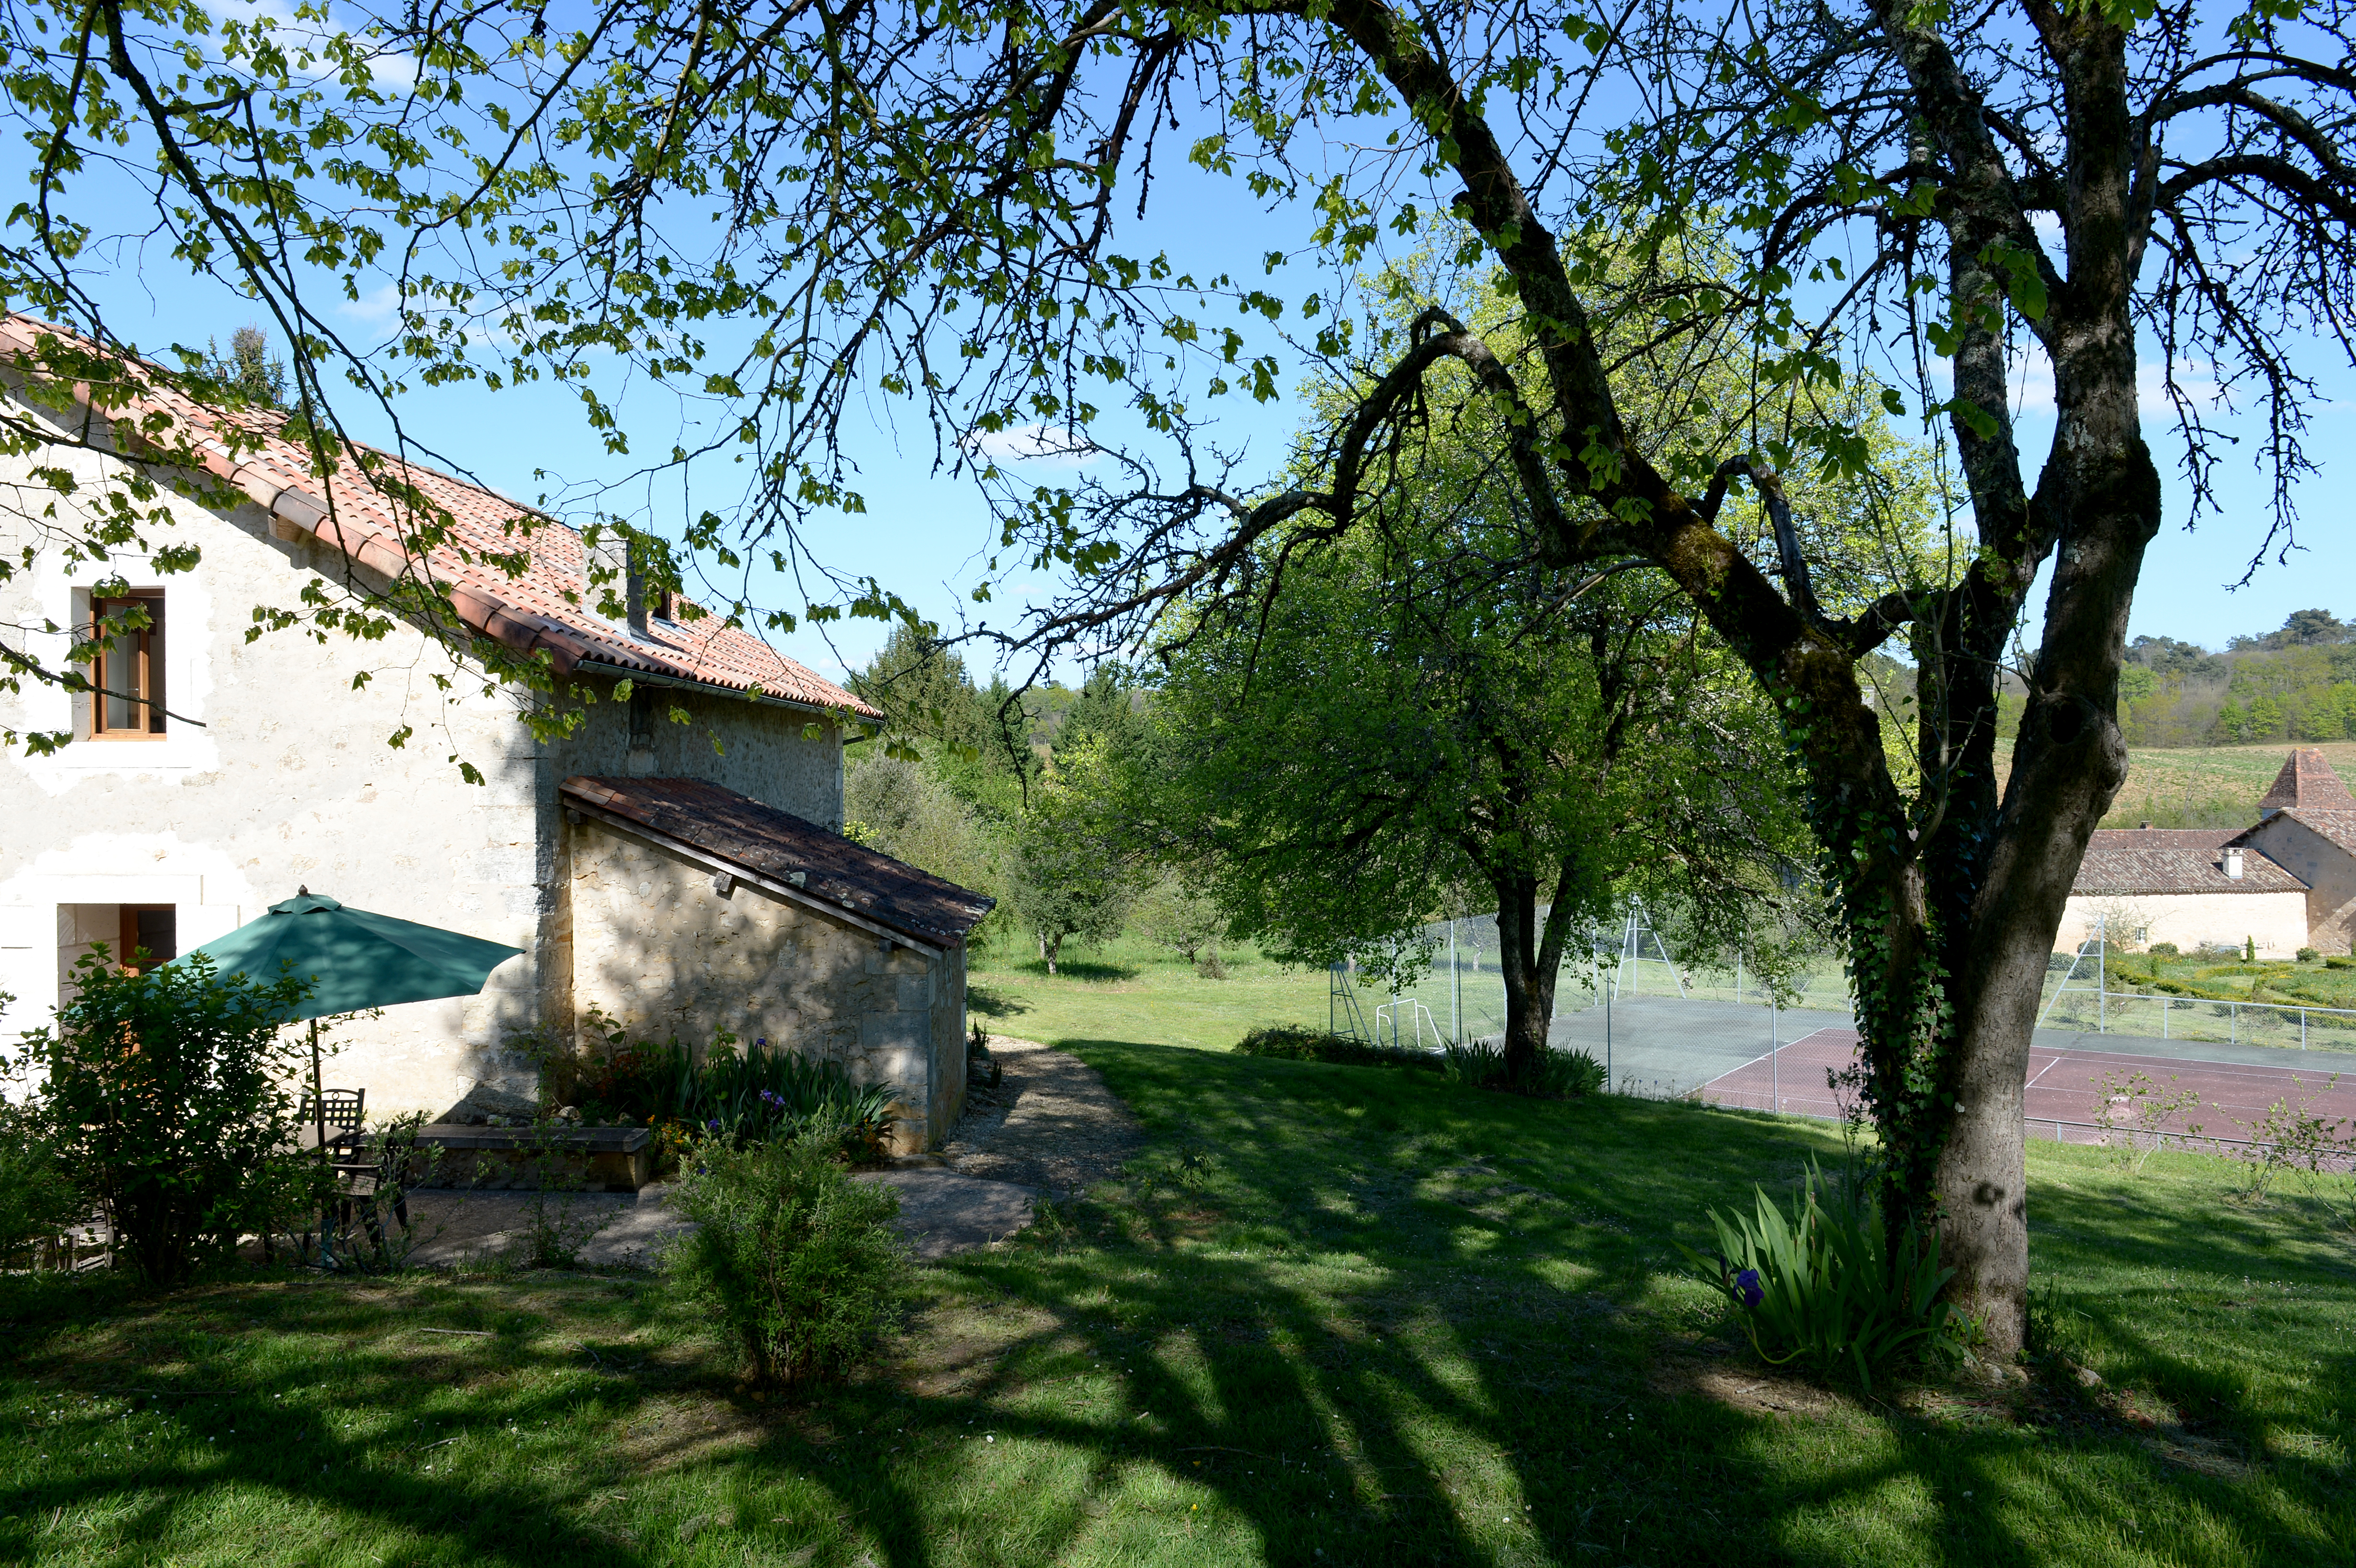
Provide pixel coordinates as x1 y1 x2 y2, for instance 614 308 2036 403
2224 847 2245 880
624 539 649 639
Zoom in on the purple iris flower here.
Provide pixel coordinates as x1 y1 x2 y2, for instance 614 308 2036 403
1734 1268 1764 1308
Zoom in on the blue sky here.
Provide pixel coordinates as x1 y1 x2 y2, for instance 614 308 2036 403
62 16 2355 687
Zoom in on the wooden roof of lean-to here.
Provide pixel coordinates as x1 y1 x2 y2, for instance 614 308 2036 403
0 313 879 720
2072 828 2308 897
561 775 994 948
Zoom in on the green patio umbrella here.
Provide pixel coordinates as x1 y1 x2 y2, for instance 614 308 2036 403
169 888 524 1159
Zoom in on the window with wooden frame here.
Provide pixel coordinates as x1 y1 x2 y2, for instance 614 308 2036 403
88 592 165 739
118 906 176 974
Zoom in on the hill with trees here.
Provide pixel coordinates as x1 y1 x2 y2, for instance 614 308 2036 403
2120 610 2356 747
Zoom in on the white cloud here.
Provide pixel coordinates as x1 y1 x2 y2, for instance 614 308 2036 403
962 423 1098 467
1984 341 2221 422
338 282 405 326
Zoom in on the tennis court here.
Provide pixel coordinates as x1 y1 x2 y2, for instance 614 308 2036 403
1699 1026 2356 1162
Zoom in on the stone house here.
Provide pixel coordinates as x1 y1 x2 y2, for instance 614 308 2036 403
0 314 989 1148
2228 748 2356 956
2062 748 2356 959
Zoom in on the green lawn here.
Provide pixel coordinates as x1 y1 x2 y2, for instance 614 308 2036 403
971 935 1331 1050
6 974 2353 1565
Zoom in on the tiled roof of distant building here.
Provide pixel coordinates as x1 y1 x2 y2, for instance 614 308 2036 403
2073 828 2307 896
0 313 880 719
2258 747 2356 815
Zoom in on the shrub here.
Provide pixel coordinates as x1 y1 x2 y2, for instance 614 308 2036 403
968 1021 1003 1094
539 1012 898 1157
0 1092 86 1265
664 1123 909 1386
2298 947 2321 964
1234 1025 1443 1070
2149 942 2181 958
1688 1160 1956 1392
1538 1048 1608 1098
2329 956 2356 971
1441 1039 1606 1098
2 956 319 1285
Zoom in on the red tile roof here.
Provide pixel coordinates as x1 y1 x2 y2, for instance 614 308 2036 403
2258 748 2356 814
562 775 993 946
2073 828 2307 896
0 313 880 719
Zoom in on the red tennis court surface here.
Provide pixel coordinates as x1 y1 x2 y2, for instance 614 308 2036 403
1700 1028 2356 1160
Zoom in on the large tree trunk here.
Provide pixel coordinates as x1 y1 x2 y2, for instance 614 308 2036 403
1488 858 1581 1088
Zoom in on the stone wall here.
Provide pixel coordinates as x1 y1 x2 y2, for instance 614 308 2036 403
543 675 845 829
2060 889 2309 958
563 814 962 1150
2242 816 2356 956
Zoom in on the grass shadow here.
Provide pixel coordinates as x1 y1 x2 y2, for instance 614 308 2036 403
6 1040 2352 1566
964 982 1030 1020
1003 958 1142 984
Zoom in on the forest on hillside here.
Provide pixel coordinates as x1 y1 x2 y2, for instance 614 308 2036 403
2120 609 2356 746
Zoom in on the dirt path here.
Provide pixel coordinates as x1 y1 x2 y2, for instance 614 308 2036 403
937 1036 1146 1197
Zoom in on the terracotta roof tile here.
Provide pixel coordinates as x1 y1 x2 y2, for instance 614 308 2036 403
2073 828 2307 896
0 313 880 719
562 775 993 946
2259 748 2356 814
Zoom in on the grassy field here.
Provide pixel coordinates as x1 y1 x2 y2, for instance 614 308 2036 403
971 935 1331 1050
6 969 2353 1566
1987 739 2356 830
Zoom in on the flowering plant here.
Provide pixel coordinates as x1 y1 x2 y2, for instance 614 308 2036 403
1685 1158 1957 1392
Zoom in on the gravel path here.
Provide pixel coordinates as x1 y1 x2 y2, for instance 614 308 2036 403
938 1036 1146 1197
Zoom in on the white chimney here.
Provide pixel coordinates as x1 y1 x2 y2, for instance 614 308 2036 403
2224 848 2245 880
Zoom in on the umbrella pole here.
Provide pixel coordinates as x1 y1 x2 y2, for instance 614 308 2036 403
311 1018 328 1170
310 1018 332 1269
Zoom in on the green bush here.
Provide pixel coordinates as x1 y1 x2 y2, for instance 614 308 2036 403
2 956 320 1285
664 1123 910 1386
2149 941 2180 958
2298 947 2322 964
1441 1040 1606 1098
1234 1025 1442 1071
548 1012 898 1156
1538 1048 1607 1097
2329 956 2356 971
1689 1160 1956 1392
0 1093 86 1264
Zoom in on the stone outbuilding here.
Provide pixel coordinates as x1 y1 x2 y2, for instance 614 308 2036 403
558 775 995 1150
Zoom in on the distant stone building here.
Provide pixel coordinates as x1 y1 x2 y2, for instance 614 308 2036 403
2062 748 2356 958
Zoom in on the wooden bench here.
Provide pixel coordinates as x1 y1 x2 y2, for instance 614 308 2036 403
409 1123 655 1192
